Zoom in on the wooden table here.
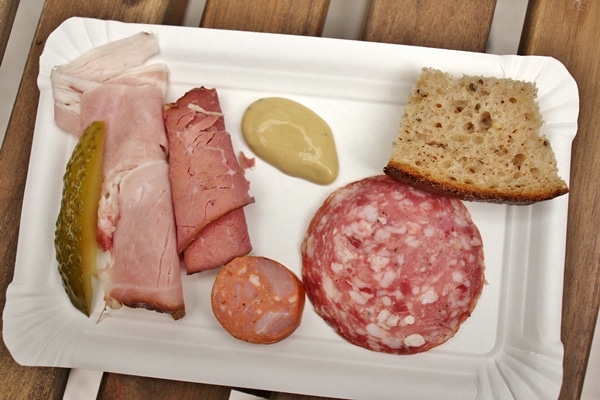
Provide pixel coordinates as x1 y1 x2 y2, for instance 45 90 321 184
1 1 598 399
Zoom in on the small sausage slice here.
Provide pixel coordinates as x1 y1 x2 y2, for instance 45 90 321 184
211 256 305 344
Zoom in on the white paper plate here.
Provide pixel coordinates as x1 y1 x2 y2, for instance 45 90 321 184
3 17 578 400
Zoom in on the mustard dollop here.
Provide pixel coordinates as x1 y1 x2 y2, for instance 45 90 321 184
241 97 339 185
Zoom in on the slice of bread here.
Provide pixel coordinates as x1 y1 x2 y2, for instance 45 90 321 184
384 68 568 205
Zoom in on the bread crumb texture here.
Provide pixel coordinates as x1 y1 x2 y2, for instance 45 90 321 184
385 68 568 204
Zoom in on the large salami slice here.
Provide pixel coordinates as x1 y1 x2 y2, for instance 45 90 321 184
301 175 485 354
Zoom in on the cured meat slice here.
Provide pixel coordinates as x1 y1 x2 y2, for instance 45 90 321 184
163 86 225 133
301 175 484 354
164 87 253 257
169 129 252 252
81 83 184 319
211 256 305 344
81 84 169 250
183 208 252 274
51 32 167 136
103 161 184 319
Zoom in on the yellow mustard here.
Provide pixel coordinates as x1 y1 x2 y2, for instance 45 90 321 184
241 97 339 185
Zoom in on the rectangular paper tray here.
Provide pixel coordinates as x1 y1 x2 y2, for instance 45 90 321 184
3 17 578 400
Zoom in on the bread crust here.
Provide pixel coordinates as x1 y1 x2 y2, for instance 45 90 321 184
384 162 568 205
385 68 569 205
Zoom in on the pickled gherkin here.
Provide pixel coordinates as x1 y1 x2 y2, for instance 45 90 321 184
55 121 105 316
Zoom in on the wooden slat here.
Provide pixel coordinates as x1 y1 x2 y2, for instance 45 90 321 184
200 0 330 35
362 0 497 52
519 1 600 399
0 0 20 64
96 374 231 400
164 0 189 26
0 0 71 391
270 393 332 400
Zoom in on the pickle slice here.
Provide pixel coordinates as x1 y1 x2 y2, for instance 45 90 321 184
55 121 105 316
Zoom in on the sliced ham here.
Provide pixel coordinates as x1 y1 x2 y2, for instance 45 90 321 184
51 32 167 136
105 161 184 319
82 84 169 250
164 87 253 272
80 83 185 319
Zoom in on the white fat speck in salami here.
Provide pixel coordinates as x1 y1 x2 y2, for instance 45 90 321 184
211 256 305 344
301 175 485 354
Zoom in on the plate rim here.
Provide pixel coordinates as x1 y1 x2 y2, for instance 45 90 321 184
3 16 577 400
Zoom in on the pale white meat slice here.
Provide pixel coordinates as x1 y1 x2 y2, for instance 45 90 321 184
51 32 167 135
53 32 159 78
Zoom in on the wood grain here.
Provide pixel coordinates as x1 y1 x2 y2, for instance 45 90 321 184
520 1 600 399
96 373 231 400
164 0 189 26
362 0 497 52
0 0 72 394
270 393 332 400
0 0 20 64
201 0 330 35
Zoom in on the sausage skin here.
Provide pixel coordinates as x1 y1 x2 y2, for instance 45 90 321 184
211 256 305 344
